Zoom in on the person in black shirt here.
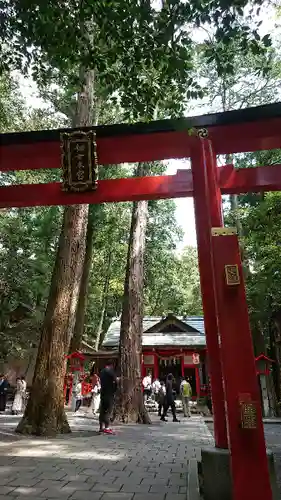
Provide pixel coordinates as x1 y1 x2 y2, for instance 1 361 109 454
0 375 9 412
160 373 180 422
99 364 117 434
206 383 213 415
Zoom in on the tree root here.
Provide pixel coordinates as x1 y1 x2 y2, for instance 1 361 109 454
16 410 71 437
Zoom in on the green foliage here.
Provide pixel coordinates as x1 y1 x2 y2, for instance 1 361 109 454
198 25 281 368
193 36 280 114
0 73 25 131
0 0 274 362
144 244 202 317
242 192 281 329
223 147 281 345
0 0 272 120
84 191 202 342
0 71 202 356
0 73 65 359
0 206 62 358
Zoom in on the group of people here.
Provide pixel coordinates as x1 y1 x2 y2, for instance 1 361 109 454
72 365 194 434
0 374 27 414
74 373 101 416
142 372 193 420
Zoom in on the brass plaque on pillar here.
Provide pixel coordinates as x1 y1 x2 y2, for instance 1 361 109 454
212 227 237 236
61 130 98 192
225 264 240 286
240 402 258 429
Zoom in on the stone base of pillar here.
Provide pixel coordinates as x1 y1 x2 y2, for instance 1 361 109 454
200 447 278 500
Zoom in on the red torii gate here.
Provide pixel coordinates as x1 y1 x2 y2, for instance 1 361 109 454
1 102 281 500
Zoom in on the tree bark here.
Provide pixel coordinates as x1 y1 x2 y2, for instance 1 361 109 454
94 250 113 350
230 194 243 239
16 70 94 436
69 215 94 353
115 163 151 424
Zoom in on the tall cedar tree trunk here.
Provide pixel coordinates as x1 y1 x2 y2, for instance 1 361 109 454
95 250 113 350
16 71 94 436
116 163 151 424
69 216 94 353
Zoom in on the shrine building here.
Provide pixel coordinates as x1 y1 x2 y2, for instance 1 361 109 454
91 313 208 398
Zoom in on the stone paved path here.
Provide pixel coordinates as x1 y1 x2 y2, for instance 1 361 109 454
206 419 281 495
262 423 281 493
0 413 213 500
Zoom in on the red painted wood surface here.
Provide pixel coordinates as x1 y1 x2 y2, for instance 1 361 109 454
1 164 281 208
195 366 201 397
191 138 228 449
1 116 281 172
181 356 185 377
0 133 189 171
153 354 159 380
220 163 281 193
0 171 192 208
212 234 272 500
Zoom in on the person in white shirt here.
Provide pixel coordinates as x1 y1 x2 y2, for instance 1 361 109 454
88 377 101 416
158 380 166 416
142 372 152 402
152 378 161 394
12 377 25 415
152 378 161 402
74 379 83 412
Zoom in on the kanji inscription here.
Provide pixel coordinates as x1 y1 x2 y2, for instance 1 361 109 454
240 402 258 429
61 130 98 192
225 264 240 286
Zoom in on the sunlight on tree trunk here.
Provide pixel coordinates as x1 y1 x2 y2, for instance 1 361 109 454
16 70 94 436
115 163 151 424
95 250 113 350
16 205 88 435
69 215 94 353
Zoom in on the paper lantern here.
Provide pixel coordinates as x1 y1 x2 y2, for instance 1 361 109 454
192 353 200 364
66 351 85 372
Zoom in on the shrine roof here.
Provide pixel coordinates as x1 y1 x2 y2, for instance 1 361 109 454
102 316 205 348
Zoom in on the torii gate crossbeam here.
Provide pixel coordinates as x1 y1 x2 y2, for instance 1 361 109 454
1 102 280 500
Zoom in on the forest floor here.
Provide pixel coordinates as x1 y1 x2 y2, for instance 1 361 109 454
0 412 211 500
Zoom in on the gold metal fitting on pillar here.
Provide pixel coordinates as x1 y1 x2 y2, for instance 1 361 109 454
187 127 208 138
211 227 237 237
211 228 240 286
60 130 98 192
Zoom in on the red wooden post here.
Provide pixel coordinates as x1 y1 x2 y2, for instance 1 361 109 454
212 232 272 500
154 353 159 380
68 375 73 408
181 354 185 377
195 367 200 397
191 138 228 449
141 355 145 379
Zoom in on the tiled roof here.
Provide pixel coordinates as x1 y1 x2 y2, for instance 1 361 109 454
102 316 206 348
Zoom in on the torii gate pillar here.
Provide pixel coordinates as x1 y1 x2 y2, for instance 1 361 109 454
191 138 228 449
191 136 273 500
212 232 272 500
